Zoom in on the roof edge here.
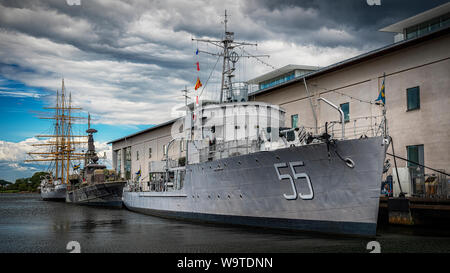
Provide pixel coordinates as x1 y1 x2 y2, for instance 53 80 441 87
249 25 450 97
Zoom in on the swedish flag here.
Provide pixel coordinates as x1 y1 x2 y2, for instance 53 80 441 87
376 77 385 105
135 169 141 180
73 164 80 171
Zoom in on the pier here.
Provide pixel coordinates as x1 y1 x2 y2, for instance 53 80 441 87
379 196 450 226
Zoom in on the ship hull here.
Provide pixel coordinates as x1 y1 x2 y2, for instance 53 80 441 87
123 137 386 236
66 181 125 208
41 184 66 201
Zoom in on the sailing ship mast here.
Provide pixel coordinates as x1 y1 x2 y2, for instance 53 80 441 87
25 79 87 184
192 10 270 103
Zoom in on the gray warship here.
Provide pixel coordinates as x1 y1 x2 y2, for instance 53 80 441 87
122 11 388 236
66 117 125 207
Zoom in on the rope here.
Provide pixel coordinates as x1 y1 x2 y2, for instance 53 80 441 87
199 55 221 98
386 152 449 177
242 48 276 70
389 136 405 197
311 84 380 105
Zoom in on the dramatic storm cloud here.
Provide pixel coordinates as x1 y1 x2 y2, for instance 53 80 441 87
0 0 447 180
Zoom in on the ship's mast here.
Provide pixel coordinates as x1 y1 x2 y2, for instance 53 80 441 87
192 10 269 103
55 89 59 180
25 79 87 184
85 113 99 166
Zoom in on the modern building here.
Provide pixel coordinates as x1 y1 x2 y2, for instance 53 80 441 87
246 64 320 93
109 119 179 188
109 4 450 197
379 2 450 43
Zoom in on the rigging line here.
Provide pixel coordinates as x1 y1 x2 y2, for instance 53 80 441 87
242 48 276 70
386 152 450 177
199 55 221 98
311 84 377 105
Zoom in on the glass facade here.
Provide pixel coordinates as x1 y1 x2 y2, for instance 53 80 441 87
340 102 350 122
259 71 295 90
405 12 450 40
407 86 420 111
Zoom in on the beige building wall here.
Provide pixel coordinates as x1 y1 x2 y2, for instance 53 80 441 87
111 122 184 190
252 33 450 174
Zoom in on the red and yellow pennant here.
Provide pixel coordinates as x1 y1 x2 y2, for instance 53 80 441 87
194 77 202 90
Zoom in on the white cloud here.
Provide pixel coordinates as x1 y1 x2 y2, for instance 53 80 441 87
0 0 382 127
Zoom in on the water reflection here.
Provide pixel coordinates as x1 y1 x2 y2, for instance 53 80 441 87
0 193 449 253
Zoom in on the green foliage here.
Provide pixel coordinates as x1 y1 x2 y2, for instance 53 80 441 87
0 179 12 186
0 171 49 193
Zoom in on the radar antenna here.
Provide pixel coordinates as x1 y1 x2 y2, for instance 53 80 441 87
192 10 271 103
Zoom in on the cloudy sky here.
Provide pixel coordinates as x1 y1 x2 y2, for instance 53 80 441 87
0 0 448 181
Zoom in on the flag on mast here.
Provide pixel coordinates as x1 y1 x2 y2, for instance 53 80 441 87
194 77 202 90
376 75 386 105
135 169 141 180
196 62 200 71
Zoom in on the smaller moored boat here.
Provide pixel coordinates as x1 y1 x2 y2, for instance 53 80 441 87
40 174 66 201
66 116 125 207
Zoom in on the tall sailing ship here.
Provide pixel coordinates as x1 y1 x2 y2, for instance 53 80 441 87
26 79 86 201
122 11 388 236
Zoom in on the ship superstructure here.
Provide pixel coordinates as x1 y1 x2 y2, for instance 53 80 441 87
65 115 125 207
121 11 388 236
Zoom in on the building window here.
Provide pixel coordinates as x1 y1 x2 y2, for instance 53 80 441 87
125 147 131 180
116 150 121 177
340 102 350 122
136 151 139 160
407 86 420 111
407 145 424 168
291 114 298 128
163 145 167 156
180 141 184 152
148 148 152 159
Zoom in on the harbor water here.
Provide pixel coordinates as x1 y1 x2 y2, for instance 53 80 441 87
0 193 449 253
